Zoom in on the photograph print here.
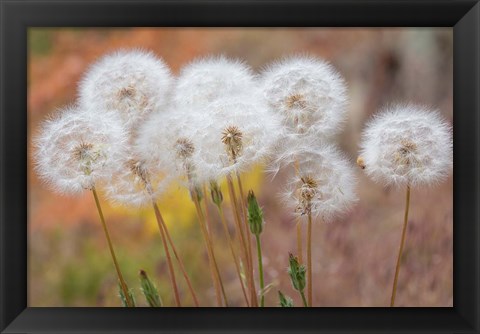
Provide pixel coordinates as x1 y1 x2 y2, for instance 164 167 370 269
28 27 453 307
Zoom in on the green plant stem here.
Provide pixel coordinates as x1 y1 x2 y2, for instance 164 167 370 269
190 187 225 307
153 203 200 307
152 202 182 307
91 188 133 307
297 220 303 264
201 189 229 307
307 212 313 307
300 291 308 307
226 174 257 306
255 234 265 307
202 184 213 234
390 185 411 307
236 174 255 296
235 172 248 223
216 260 229 307
294 159 303 265
217 203 250 306
235 174 253 262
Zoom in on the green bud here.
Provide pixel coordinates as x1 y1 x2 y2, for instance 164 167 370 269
139 269 162 307
278 290 294 307
209 181 223 207
189 186 203 203
247 190 264 235
288 253 306 292
118 282 136 307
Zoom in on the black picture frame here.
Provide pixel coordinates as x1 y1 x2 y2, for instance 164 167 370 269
1 0 479 333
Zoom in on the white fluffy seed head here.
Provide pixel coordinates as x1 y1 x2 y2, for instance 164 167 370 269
358 104 453 187
284 144 357 222
79 49 173 131
188 94 282 184
261 55 347 139
173 55 256 108
103 147 173 207
33 105 127 195
267 133 321 178
138 93 282 186
135 107 195 189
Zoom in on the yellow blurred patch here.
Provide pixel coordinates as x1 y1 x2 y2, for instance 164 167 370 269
104 163 266 237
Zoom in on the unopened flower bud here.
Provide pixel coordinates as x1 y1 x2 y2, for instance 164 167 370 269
118 281 136 307
190 185 203 203
139 269 162 307
278 290 294 307
288 253 306 292
247 190 264 235
210 181 223 207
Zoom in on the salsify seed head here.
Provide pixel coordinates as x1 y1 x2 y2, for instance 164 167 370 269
358 104 453 187
261 55 348 139
104 148 173 207
173 55 256 108
135 107 199 189
175 137 195 161
79 49 173 132
184 94 283 184
284 144 357 222
33 105 127 195
221 125 244 163
139 93 281 186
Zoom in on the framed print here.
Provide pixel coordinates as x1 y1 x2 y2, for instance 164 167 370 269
1 0 479 333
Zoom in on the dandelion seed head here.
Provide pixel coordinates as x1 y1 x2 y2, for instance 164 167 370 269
79 49 173 131
261 55 347 139
173 55 256 108
283 144 357 222
359 104 453 187
33 105 127 195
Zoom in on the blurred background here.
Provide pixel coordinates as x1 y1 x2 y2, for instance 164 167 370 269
28 28 453 307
